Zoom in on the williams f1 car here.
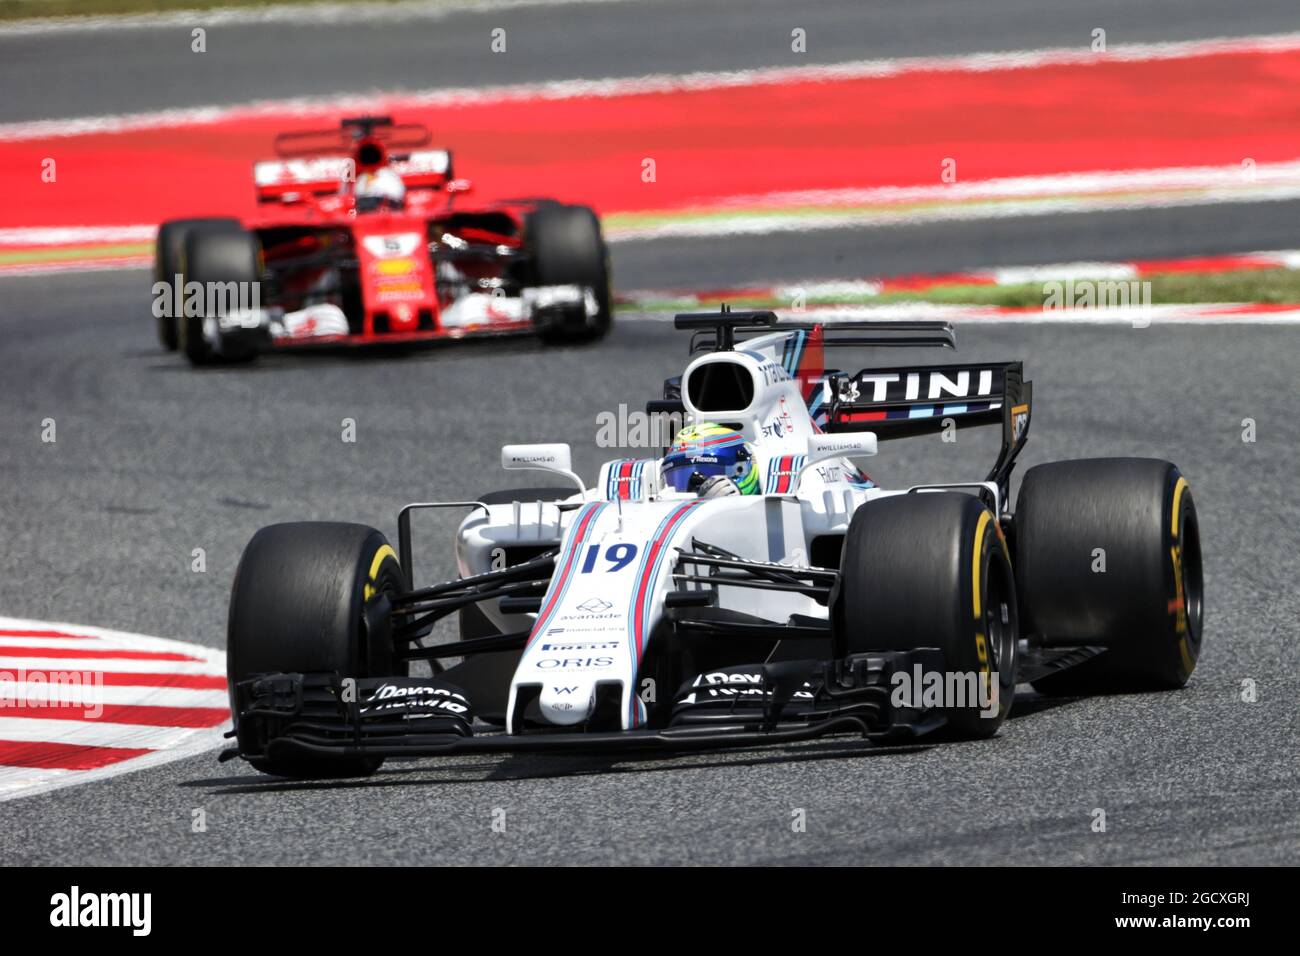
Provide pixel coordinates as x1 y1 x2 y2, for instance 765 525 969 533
153 116 611 365
223 309 1204 776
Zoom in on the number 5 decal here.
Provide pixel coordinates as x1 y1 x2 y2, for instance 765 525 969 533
579 543 639 573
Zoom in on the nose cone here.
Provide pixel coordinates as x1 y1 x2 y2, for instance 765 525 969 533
539 680 598 726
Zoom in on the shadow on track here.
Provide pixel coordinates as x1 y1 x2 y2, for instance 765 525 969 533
185 693 1079 796
184 737 942 797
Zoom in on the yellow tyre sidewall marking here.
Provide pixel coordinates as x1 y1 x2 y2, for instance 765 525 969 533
364 544 399 601
1168 476 1193 675
1170 476 1187 538
972 509 993 695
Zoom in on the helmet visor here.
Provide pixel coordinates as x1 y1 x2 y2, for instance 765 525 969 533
661 452 751 492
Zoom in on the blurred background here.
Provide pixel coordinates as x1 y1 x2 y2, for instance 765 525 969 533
0 0 1297 864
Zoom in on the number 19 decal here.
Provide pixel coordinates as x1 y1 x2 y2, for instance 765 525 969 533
579 543 638 573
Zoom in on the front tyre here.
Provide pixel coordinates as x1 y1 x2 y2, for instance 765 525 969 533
227 522 404 777
526 204 612 344
179 223 264 366
1014 458 1204 694
153 217 240 351
835 492 1018 739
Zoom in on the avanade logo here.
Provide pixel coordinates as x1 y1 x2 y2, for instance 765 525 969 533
50 886 151 937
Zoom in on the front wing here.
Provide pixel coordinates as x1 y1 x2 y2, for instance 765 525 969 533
222 649 947 763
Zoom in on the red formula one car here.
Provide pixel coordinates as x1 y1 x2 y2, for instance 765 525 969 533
152 116 612 365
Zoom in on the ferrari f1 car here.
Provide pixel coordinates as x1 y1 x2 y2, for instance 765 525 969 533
153 116 611 365
223 309 1204 776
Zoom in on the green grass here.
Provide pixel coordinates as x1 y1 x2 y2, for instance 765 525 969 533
0 242 151 265
624 268 1300 312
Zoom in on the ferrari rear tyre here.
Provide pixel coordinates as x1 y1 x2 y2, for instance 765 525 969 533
178 223 262 366
1014 458 1204 694
228 522 404 777
153 217 240 351
526 204 612 343
835 492 1018 739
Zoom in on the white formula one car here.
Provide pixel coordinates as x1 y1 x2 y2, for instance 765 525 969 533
223 309 1204 777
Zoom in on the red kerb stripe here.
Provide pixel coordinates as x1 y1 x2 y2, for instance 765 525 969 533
0 646 201 661
0 740 151 770
0 703 228 728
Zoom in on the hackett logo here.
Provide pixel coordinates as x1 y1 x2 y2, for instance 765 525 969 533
49 885 152 936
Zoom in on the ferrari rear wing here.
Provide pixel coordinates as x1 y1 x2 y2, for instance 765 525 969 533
272 117 432 157
253 150 455 203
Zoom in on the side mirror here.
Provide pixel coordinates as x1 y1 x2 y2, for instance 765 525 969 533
796 433 877 490
501 443 585 495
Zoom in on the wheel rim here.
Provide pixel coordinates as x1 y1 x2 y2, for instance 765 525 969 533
1179 505 1205 654
982 553 1018 716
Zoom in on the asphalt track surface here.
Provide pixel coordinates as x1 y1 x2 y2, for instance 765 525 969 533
2 0 1299 865
2 0 1299 123
0 242 1297 864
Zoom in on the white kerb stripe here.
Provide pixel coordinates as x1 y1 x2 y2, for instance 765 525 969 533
0 717 212 750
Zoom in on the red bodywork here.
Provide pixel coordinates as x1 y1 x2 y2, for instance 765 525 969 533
239 120 556 346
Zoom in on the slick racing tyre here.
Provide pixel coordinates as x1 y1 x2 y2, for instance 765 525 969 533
178 223 263 366
526 204 612 344
835 492 1018 739
228 522 405 777
153 217 239 351
1014 458 1204 694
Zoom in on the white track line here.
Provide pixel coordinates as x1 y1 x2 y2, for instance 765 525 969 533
3 684 228 708
0 717 209 750
0 225 156 245
708 162 1300 212
3 161 1299 254
607 182 1300 242
623 303 1300 325
0 765 71 798
0 656 225 674
0 0 629 36
0 634 106 648
4 31 1300 141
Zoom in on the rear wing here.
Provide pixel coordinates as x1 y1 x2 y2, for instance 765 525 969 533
668 307 1033 496
253 150 455 203
826 360 1033 497
825 362 1026 440
676 308 956 352
272 118 431 158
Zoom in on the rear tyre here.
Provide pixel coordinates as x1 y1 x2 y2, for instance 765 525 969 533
835 493 1017 738
179 224 263 366
153 217 239 351
228 522 404 777
526 204 612 343
1014 458 1204 694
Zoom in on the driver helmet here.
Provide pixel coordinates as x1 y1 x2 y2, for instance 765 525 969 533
661 423 759 496
354 166 406 212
